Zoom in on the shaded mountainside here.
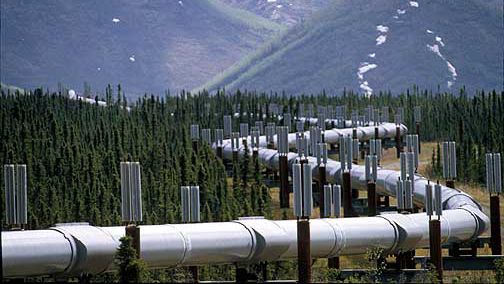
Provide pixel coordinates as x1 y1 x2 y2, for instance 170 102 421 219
197 0 503 95
0 0 282 97
218 0 332 27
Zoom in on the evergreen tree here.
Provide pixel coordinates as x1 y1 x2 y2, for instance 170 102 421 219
115 236 145 283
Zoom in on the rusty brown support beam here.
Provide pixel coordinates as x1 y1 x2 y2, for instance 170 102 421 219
189 266 199 283
490 195 502 255
429 219 443 281
125 224 141 259
342 172 354 217
360 143 365 160
446 180 455 189
261 262 268 282
328 257 340 269
279 155 289 208
192 140 198 155
352 188 359 199
319 166 327 217
367 182 377 217
297 219 312 283
232 151 239 164
384 196 390 208
407 250 416 268
236 266 248 283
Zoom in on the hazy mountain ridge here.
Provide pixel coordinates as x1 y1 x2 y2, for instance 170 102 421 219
0 0 282 97
197 0 503 95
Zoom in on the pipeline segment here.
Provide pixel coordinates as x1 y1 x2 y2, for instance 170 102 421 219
2 124 489 278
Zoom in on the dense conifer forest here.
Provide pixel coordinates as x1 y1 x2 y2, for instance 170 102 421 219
0 86 502 281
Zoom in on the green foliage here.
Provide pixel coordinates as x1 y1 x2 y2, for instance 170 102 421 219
115 236 146 283
496 257 504 284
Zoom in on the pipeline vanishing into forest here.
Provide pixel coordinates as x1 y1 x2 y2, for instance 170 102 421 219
2 123 489 278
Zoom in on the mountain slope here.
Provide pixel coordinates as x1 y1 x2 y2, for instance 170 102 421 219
197 0 503 95
0 0 282 97
217 0 332 27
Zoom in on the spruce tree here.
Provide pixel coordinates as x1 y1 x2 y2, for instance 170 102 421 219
115 236 145 283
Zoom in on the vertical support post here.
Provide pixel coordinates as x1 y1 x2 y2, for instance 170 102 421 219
189 266 199 284
396 125 402 158
279 156 289 208
278 126 289 208
429 219 443 280
487 152 502 255
414 106 421 154
297 219 311 283
490 195 502 255
342 172 353 217
293 162 312 283
319 165 327 217
446 180 455 189
367 182 376 216
236 266 248 283
125 224 141 260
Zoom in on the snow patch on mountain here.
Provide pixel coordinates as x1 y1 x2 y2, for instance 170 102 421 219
357 62 378 96
376 35 387 45
376 25 389 33
426 43 457 88
435 36 445 47
360 81 373 96
358 62 378 75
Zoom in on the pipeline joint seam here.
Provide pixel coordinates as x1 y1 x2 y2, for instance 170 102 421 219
376 214 404 255
230 220 258 263
49 227 79 277
163 224 190 267
320 219 345 258
452 206 483 242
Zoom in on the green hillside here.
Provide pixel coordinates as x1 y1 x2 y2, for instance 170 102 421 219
0 0 282 98
196 0 503 95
